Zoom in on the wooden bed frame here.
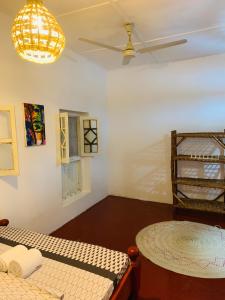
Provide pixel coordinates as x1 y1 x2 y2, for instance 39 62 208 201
0 219 140 300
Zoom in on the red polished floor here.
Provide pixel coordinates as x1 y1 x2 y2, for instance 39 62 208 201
52 196 225 300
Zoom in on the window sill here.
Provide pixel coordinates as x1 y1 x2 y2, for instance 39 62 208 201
62 190 90 208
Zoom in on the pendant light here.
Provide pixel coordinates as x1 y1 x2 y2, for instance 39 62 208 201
11 0 65 64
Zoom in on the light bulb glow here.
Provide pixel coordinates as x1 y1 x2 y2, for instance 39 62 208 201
11 0 65 64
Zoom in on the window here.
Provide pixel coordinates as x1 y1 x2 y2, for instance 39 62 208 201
80 118 99 155
0 105 19 176
59 111 98 206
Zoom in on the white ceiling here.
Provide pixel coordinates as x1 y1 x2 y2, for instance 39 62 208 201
1 0 225 69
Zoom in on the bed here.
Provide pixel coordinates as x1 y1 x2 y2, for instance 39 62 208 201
0 219 140 300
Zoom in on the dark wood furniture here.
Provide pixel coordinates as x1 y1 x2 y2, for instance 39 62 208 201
0 219 9 226
171 130 225 214
0 219 140 300
111 246 140 300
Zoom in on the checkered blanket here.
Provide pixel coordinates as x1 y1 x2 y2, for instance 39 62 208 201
0 226 130 300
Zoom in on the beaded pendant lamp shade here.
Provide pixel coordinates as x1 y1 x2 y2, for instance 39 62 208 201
11 0 65 64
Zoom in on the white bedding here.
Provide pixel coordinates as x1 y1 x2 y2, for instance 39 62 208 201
0 226 130 300
0 271 60 300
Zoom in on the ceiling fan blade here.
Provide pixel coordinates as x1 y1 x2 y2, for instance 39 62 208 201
122 56 134 65
137 39 187 54
79 38 123 52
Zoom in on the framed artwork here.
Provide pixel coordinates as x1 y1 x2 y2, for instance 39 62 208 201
24 103 46 146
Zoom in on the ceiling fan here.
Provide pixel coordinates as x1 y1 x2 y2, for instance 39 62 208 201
79 23 187 65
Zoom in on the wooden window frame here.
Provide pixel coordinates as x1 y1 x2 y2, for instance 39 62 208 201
0 105 19 176
79 116 99 157
59 112 93 205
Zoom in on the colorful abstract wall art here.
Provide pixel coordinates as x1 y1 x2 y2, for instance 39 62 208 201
24 103 46 146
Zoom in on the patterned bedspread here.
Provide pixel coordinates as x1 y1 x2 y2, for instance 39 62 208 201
0 272 60 300
0 226 130 300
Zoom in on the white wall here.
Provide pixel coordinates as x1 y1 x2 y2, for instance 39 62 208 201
2 10 225 230
0 12 108 233
107 54 225 203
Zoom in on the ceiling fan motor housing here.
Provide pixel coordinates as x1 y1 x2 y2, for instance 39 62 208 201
123 48 136 57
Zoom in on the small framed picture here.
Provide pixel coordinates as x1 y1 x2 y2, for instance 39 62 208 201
24 103 46 146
